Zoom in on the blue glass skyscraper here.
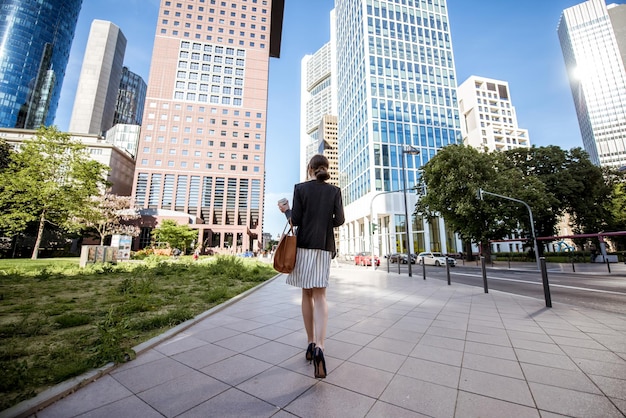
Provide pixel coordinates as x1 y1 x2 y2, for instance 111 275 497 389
335 0 462 256
0 0 82 128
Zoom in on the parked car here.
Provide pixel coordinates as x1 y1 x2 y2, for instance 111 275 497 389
354 252 380 266
387 253 416 264
416 251 456 267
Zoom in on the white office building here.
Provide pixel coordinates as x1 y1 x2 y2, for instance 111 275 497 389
558 0 626 169
69 20 127 136
300 41 335 181
458 75 530 152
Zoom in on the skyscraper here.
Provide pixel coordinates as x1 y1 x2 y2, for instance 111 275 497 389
69 20 127 135
458 75 530 152
558 0 626 169
114 66 147 126
131 0 284 253
300 41 335 182
0 0 83 128
334 0 462 257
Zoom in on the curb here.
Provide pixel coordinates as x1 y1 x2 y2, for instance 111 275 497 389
1 274 281 418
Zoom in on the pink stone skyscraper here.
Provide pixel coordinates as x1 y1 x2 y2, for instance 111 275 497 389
131 0 284 253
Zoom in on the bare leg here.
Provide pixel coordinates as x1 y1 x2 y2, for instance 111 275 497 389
312 287 328 350
301 288 314 343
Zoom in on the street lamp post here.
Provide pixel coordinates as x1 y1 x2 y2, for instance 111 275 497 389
478 188 541 271
401 145 420 277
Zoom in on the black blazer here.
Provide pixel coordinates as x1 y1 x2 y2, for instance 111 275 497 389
290 179 344 253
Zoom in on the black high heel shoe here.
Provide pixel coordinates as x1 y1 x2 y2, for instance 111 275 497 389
313 347 327 378
305 342 316 363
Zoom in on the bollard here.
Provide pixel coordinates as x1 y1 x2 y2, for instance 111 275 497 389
539 257 552 308
446 259 451 285
508 256 511 269
481 256 488 293
571 256 575 273
422 259 426 280
606 257 611 274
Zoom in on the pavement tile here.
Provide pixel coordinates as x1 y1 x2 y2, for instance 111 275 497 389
212 331 270 352
397 357 461 388
110 356 195 393
153 333 208 356
560 345 626 364
379 374 457 417
245 323 295 340
188 325 240 343
587 374 626 400
520 362 602 394
459 368 535 406
177 387 278 417
236 365 317 408
325 361 394 398
461 352 524 379
284 382 376 418
243 340 302 365
366 335 418 355
409 342 464 367
574 357 626 380
171 342 237 369
529 382 624 417
35 375 132 418
515 348 579 371
380 327 424 343
67 396 160 418
200 353 272 386
366 401 429 417
423 325 467 340
465 331 511 347
454 391 540 418
136 370 229 417
348 346 407 373
509 337 565 355
464 340 517 361
419 334 465 352
323 338 362 360
330 329 378 346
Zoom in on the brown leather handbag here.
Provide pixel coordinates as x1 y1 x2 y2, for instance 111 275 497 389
273 221 297 273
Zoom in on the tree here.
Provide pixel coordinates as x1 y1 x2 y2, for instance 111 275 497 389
0 138 11 170
0 126 109 258
501 146 612 237
69 193 140 245
416 144 531 259
151 220 198 253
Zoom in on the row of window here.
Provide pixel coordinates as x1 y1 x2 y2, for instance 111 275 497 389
147 102 263 118
139 159 261 171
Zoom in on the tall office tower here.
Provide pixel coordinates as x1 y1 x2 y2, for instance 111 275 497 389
132 0 284 253
69 20 127 135
114 66 147 126
335 0 462 257
300 41 336 182
558 0 626 169
458 75 530 152
105 123 141 159
0 0 82 128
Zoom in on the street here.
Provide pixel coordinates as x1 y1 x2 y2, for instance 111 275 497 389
343 259 626 316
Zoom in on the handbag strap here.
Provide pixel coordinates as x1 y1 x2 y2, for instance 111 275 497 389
281 219 294 236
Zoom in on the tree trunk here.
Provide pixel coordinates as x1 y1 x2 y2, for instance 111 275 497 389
32 212 46 260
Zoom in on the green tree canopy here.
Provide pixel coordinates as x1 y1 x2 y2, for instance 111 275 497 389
0 138 11 170
151 220 198 253
0 126 109 258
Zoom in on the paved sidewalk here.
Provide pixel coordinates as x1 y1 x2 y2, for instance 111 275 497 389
10 265 626 417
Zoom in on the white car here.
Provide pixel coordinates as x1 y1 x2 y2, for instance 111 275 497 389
417 252 456 267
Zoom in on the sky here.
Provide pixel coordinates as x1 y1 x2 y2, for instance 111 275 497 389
54 0 625 238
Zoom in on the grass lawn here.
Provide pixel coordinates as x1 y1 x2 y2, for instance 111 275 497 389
0 255 277 412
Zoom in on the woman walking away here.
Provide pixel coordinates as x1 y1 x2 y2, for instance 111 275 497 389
284 154 344 378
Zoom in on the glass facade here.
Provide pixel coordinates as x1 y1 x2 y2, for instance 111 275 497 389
336 0 462 206
0 0 82 128
114 67 147 126
558 0 626 169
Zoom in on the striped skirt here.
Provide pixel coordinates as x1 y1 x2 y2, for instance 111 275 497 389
286 248 331 289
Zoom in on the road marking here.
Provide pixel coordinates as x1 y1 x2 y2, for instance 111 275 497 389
452 272 626 296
